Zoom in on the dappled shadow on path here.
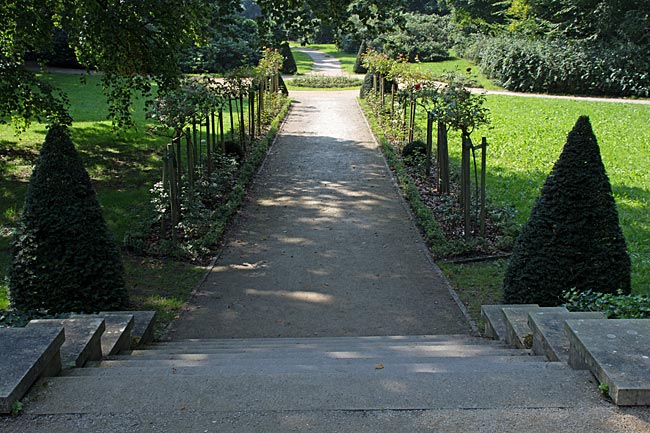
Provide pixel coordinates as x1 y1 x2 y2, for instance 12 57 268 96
171 131 469 339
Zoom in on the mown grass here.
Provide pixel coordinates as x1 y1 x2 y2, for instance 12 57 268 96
440 260 507 326
413 95 650 296
291 49 314 75
415 55 503 91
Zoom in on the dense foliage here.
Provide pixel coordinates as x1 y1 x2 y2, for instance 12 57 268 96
374 13 451 62
9 126 129 313
464 34 650 97
1 0 219 129
448 0 650 97
279 42 298 74
180 15 260 74
564 289 650 319
503 116 631 306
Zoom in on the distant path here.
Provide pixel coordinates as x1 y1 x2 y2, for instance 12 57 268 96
169 90 470 339
294 47 347 76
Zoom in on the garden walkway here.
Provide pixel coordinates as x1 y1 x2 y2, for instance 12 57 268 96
169 89 470 339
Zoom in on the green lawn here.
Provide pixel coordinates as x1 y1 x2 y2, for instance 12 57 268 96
415 56 503 91
291 49 314 75
414 96 650 296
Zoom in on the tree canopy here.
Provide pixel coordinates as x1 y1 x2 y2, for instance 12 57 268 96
1 0 218 129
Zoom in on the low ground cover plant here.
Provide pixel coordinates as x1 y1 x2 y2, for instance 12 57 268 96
290 76 363 88
564 289 650 319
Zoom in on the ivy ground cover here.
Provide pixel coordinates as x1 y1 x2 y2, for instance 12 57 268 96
431 95 650 295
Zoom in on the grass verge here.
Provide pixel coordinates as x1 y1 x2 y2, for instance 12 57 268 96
439 260 507 326
415 54 503 91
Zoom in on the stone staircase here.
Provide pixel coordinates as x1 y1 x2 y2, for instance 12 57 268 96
2 308 650 431
24 334 600 416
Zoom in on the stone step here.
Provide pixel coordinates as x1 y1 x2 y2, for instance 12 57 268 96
481 304 538 340
503 306 568 349
116 344 533 360
0 326 64 414
158 334 492 347
566 318 650 406
24 368 600 414
72 313 134 356
527 310 606 362
100 311 156 348
65 358 565 377
79 353 549 371
27 317 105 368
143 338 508 353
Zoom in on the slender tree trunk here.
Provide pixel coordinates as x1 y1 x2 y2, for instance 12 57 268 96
437 122 449 194
425 113 433 176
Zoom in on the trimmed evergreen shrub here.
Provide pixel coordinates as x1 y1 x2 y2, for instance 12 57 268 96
278 74 289 96
9 125 129 313
402 140 426 158
503 116 631 306
359 71 374 98
279 42 297 75
353 40 368 74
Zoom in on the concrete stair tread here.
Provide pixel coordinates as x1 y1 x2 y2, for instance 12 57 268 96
100 311 156 348
481 304 538 340
24 368 600 414
116 345 534 360
0 326 64 414
503 306 568 349
84 353 547 368
64 358 568 377
566 318 650 406
27 317 105 368
157 334 491 346
72 313 134 356
527 310 606 362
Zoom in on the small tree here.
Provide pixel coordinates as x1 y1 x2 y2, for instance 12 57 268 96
503 116 631 306
9 125 129 313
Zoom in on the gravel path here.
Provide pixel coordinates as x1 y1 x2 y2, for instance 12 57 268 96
169 90 470 339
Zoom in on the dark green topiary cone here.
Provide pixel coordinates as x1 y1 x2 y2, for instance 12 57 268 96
279 42 297 75
503 116 631 306
9 125 129 313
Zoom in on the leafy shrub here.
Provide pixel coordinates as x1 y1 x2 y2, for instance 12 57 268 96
503 116 631 306
471 34 650 97
353 40 368 74
564 289 650 319
9 126 129 313
373 13 451 62
290 76 363 88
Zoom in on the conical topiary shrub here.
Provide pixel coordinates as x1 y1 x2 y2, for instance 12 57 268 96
279 42 297 75
360 71 373 98
503 116 631 306
9 125 129 313
353 40 368 74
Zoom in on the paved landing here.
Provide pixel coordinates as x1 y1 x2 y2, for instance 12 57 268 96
170 91 469 339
